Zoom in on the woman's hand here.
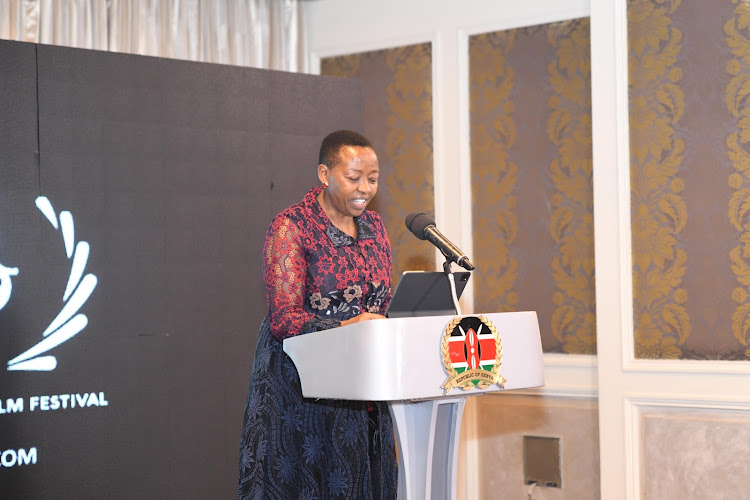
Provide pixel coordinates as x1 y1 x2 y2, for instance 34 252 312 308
340 312 387 326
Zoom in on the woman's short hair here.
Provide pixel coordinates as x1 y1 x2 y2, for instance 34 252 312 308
318 130 373 167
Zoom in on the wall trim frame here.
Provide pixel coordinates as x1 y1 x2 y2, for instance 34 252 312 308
625 395 750 500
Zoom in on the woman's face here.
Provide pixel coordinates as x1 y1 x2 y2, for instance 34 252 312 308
318 145 379 220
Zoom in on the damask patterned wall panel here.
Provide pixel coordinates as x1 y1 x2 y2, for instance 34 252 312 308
629 0 750 359
469 20 595 353
321 44 435 284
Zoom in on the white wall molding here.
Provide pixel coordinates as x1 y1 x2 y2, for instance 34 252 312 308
625 358 750 375
513 353 599 399
627 395 750 411
455 9 591 39
515 356 750 401
590 0 631 496
622 371 750 404
308 33 437 74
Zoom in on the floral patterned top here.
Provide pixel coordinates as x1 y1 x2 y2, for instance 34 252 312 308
263 185 392 339
238 186 398 499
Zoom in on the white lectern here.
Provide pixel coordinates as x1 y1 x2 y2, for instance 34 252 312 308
283 311 544 500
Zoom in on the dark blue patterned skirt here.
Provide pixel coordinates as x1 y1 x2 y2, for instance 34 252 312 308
237 318 398 500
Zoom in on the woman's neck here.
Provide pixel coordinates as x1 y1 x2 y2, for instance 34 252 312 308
317 190 357 238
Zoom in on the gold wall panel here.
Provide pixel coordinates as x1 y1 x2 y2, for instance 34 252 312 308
727 0 750 359
547 20 596 354
628 0 689 358
321 44 435 285
469 31 519 316
629 0 749 359
470 20 595 353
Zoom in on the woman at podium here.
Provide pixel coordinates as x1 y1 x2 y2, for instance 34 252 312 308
237 130 397 499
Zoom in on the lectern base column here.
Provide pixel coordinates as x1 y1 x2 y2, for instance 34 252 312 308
388 397 467 500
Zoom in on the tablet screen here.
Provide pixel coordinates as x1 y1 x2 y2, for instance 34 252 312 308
385 271 470 318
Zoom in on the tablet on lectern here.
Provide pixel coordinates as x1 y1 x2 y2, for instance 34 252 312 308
385 271 471 318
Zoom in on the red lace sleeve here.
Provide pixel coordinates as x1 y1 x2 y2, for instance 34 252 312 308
263 216 338 339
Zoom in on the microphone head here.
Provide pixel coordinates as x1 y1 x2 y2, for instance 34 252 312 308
405 212 435 241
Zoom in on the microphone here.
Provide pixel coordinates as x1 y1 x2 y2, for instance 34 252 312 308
405 212 475 271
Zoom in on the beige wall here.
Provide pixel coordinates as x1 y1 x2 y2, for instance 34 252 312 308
458 394 600 500
640 407 750 498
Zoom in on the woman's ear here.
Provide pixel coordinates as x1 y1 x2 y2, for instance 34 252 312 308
318 163 330 187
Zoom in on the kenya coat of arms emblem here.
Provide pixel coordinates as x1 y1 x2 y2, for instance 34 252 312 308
441 315 506 394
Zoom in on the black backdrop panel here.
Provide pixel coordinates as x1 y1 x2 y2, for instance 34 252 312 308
0 40 42 498
0 40 363 498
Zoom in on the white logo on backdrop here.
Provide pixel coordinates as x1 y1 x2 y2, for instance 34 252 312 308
5 197 98 372
0 263 19 311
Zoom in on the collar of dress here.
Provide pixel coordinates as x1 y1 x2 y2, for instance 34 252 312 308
304 186 375 247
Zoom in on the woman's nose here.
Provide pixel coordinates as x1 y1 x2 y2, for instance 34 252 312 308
358 179 372 193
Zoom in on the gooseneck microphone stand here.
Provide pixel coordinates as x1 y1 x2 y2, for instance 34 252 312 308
442 259 462 316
